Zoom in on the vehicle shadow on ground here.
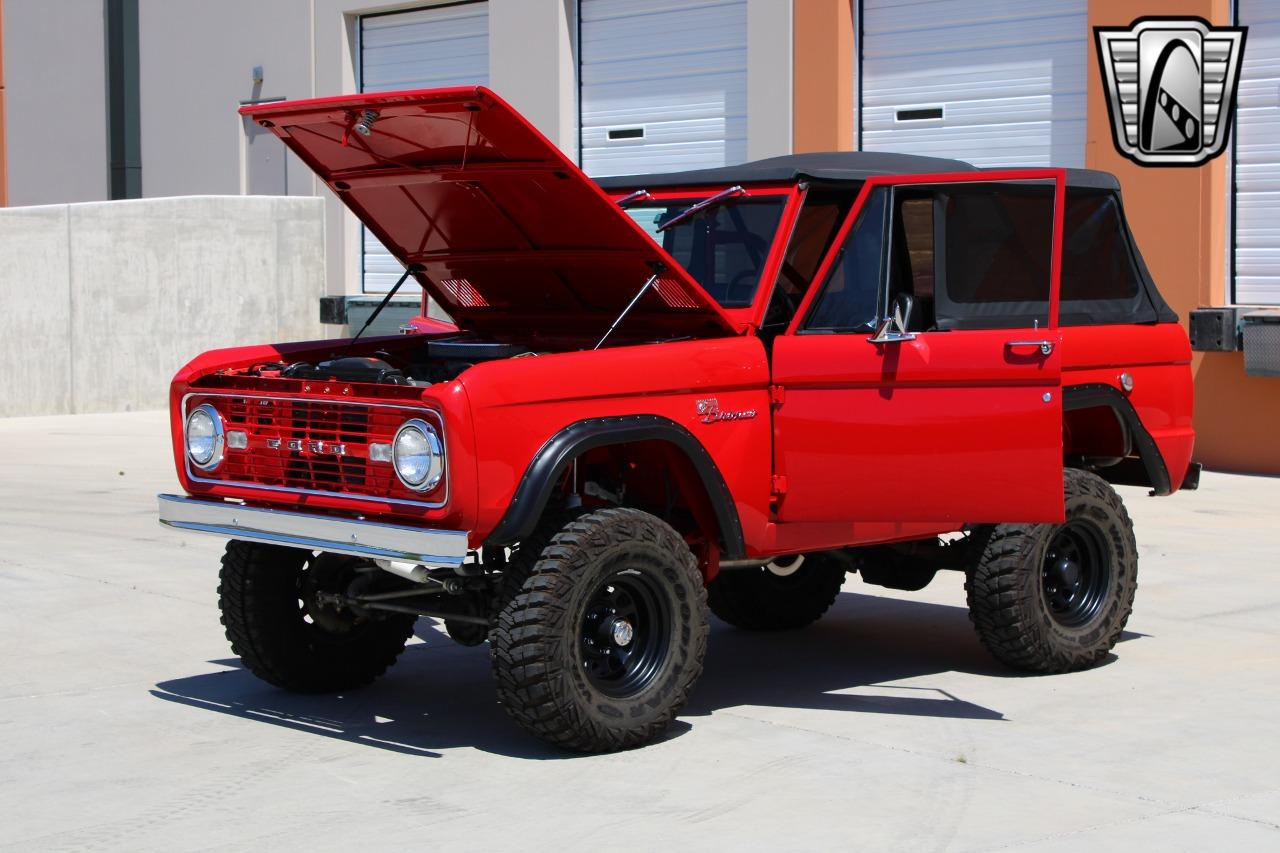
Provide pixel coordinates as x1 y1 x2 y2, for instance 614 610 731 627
151 589 1144 761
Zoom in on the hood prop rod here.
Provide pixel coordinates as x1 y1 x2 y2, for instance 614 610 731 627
594 263 665 351
341 264 421 358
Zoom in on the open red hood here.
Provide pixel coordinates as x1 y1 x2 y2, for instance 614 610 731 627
240 87 739 344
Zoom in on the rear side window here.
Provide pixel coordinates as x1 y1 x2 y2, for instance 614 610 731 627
1063 194 1139 300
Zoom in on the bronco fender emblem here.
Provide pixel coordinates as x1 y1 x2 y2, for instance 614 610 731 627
696 398 757 424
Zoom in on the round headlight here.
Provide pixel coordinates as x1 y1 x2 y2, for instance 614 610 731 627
186 404 225 471
392 418 444 492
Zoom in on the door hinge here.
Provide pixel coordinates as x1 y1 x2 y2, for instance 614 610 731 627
771 474 788 496
769 385 785 408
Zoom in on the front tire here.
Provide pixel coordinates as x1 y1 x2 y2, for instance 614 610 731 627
490 508 709 752
218 541 416 692
707 553 847 630
966 469 1138 673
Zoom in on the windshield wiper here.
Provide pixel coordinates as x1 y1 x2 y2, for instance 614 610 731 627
657 185 746 232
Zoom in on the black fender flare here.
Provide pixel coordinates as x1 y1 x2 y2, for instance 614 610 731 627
1062 384 1172 496
482 415 746 558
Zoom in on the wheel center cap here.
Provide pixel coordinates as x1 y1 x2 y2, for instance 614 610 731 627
1056 558 1081 588
610 617 635 647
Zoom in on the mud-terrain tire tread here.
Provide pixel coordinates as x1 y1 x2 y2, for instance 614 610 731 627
494 508 586 615
490 508 709 752
218 541 415 693
966 469 1138 674
707 553 847 630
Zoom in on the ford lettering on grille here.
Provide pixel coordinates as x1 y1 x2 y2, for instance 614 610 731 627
183 393 444 506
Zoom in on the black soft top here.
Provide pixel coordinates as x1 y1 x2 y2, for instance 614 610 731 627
593 151 1121 192
597 151 1176 327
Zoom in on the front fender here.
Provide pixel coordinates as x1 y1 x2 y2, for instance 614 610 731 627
459 336 772 554
483 415 746 558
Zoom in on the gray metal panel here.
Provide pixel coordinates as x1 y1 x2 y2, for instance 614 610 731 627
358 3 490 293
580 0 748 177
860 0 1087 168
1243 310 1280 376
1236 1 1280 305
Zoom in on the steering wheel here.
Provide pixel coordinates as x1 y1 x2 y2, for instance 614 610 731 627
724 269 758 305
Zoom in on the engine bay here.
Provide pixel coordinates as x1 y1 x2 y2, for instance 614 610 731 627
237 335 536 387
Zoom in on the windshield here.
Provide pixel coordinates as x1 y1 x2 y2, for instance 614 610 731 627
623 197 787 308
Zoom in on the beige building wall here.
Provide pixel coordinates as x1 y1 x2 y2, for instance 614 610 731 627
2 0 110 205
3 0 796 302
489 0 578 163
747 0 793 160
1 0 7 206
137 0 319 199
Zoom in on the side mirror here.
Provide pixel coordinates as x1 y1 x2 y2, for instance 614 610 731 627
869 293 917 343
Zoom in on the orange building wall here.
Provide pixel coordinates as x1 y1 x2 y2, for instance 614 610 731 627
1088 0 1280 474
792 0 853 153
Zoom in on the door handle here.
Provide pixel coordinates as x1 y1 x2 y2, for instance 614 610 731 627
1006 339 1054 355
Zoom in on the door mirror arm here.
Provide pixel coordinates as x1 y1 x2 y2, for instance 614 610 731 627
869 293 917 344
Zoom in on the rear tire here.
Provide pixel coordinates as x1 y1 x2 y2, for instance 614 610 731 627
218 541 416 692
490 508 709 752
966 469 1138 673
707 553 847 630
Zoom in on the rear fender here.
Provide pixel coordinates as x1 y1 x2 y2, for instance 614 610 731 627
1063 384 1171 495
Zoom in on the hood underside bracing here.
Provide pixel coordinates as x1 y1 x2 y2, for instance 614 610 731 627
240 87 741 346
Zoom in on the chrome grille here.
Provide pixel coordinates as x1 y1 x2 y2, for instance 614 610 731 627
184 393 444 505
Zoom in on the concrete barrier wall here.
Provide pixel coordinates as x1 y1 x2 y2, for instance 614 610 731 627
0 195 330 417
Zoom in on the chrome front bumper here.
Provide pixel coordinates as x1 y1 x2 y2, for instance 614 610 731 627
156 494 468 567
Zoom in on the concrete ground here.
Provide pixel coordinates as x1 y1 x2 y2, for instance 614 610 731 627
0 411 1277 852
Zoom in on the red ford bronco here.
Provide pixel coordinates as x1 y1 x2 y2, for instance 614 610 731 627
159 87 1197 752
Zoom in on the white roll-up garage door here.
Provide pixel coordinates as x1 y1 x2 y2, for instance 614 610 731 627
579 0 747 177
1236 1 1280 305
860 0 1087 168
359 3 489 292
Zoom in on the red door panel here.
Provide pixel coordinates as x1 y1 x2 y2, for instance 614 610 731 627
773 329 1064 524
771 169 1069 530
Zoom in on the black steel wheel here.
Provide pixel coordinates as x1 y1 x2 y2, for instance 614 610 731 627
1041 520 1112 628
708 552 847 630
579 570 672 697
490 508 709 752
967 469 1138 674
218 541 416 692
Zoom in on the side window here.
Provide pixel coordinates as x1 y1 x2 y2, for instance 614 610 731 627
762 191 856 332
1059 190 1153 325
803 188 888 333
888 193 936 331
933 185 1055 330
